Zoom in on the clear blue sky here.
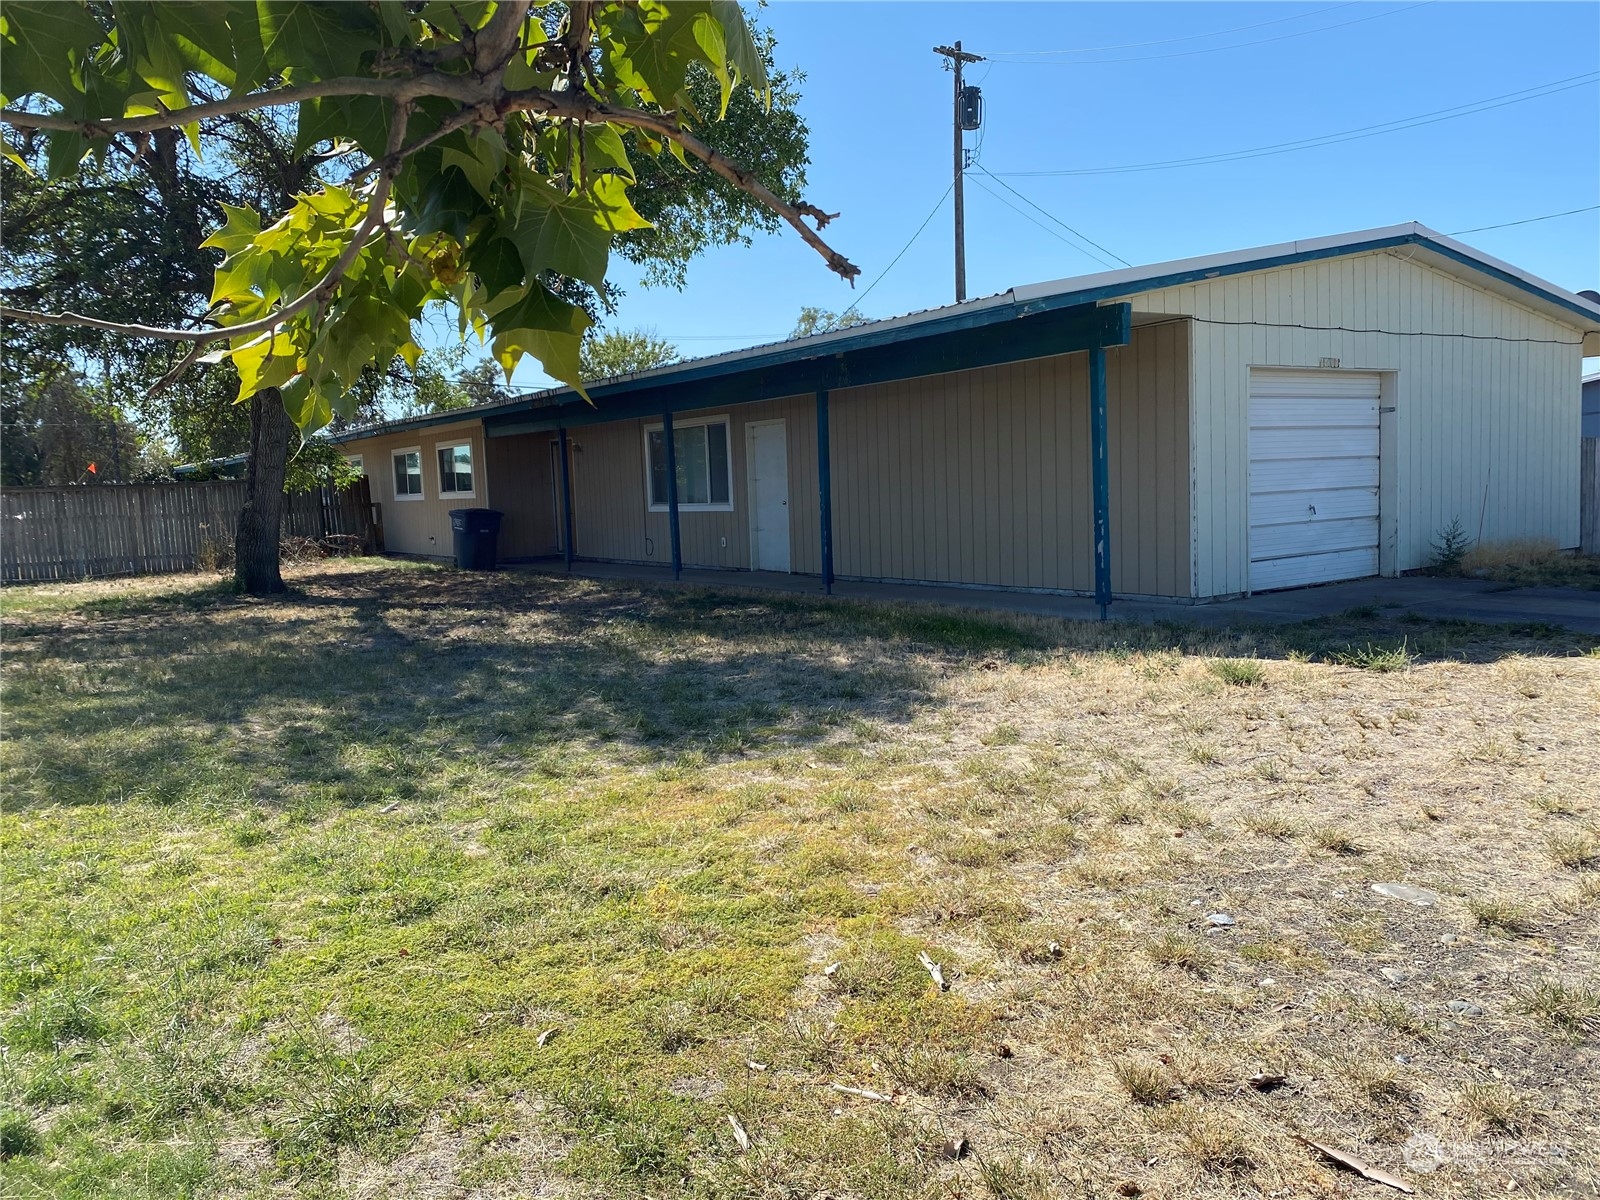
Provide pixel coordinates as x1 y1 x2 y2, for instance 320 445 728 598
504 1 1600 387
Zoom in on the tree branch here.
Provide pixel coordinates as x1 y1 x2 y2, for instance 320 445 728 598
502 90 861 283
472 1 533 75
5 105 414 352
1 75 477 137
3 23 860 287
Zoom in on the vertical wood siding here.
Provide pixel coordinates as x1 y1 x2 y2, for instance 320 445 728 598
484 432 558 558
1127 251 1584 596
829 321 1190 597
337 420 487 558
566 395 821 573
553 324 1189 595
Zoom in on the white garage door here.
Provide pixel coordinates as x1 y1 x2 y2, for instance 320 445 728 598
1248 368 1380 592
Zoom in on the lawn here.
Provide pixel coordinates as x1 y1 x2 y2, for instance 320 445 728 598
2 560 1597 1199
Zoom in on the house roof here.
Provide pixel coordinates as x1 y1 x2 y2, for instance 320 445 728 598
332 221 1600 443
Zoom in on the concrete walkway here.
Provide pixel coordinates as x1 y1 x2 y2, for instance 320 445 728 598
515 560 1600 635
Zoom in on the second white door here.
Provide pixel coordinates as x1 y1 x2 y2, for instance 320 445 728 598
746 419 791 572
1248 368 1381 592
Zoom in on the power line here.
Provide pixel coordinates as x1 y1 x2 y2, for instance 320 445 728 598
966 174 1119 270
1447 205 1600 236
841 183 954 320
992 73 1599 178
970 168 1130 267
978 3 1356 57
979 2 1430 65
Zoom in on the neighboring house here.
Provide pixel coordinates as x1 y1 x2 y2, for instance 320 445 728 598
1584 370 1600 439
333 223 1600 602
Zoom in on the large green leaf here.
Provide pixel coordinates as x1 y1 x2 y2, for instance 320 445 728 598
440 131 507 201
307 294 409 390
225 0 268 95
587 174 651 233
464 235 526 299
279 373 334 431
202 203 264 254
709 0 765 95
411 167 486 242
0 0 101 105
146 1 239 85
258 1 380 82
295 94 390 158
44 129 89 178
231 330 303 403
115 6 192 113
600 2 709 110
416 1 494 39
489 280 591 390
502 189 613 288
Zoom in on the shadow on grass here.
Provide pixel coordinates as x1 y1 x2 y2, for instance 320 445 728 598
3 564 1595 812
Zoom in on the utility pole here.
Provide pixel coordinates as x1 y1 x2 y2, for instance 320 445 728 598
934 42 983 303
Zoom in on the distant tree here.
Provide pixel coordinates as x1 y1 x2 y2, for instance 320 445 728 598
790 306 871 339
0 368 153 486
579 329 681 381
458 361 512 408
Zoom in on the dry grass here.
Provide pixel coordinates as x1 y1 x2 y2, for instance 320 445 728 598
3 559 1598 1198
1439 538 1600 589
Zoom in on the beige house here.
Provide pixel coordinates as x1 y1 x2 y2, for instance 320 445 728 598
334 224 1600 606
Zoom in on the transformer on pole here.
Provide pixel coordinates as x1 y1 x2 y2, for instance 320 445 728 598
934 42 984 303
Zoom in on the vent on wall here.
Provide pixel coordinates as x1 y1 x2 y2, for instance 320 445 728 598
1318 357 1340 369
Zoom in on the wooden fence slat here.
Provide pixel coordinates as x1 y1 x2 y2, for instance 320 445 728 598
1 479 375 583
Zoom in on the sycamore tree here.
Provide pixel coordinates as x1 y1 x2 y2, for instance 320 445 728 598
0 1 857 593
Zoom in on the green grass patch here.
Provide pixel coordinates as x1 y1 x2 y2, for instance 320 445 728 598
2 561 1595 1197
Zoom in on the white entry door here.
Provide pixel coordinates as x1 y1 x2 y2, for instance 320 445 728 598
1248 368 1381 592
746 419 791 572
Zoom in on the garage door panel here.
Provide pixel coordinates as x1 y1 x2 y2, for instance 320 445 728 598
1249 546 1379 591
1250 516 1379 560
1248 371 1382 400
1248 487 1379 524
1249 399 1379 429
1250 458 1379 493
1250 427 1378 460
1247 369 1381 592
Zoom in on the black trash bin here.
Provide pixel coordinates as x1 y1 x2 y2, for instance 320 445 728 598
448 508 504 570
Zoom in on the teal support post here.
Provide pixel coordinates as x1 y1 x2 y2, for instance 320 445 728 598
558 426 574 570
1089 345 1111 619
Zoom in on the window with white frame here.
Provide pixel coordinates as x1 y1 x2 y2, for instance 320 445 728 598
344 454 364 473
644 417 732 510
436 442 475 497
391 448 423 500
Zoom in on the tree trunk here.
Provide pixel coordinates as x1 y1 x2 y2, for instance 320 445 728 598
234 388 293 595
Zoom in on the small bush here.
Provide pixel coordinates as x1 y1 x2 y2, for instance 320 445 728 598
1330 641 1413 672
1547 831 1599 871
1146 932 1214 975
1468 896 1537 937
0 1112 42 1160
1430 517 1471 572
1509 978 1600 1036
1208 658 1266 688
1113 1057 1179 1105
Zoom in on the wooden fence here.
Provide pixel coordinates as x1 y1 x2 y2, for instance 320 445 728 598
1 477 378 583
1583 437 1599 557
